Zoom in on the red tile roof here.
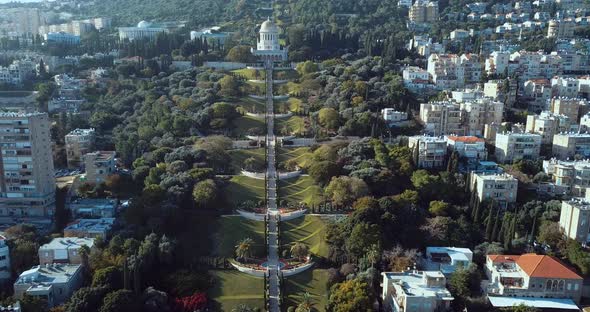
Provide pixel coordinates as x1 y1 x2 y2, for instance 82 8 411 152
488 254 582 280
447 135 485 143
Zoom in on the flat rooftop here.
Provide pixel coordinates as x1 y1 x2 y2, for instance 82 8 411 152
383 271 453 299
15 264 81 285
39 237 94 251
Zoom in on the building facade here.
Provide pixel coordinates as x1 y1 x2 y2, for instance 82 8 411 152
38 238 95 265
552 133 590 159
14 264 83 307
525 111 573 144
542 159 590 197
251 18 288 62
408 136 448 169
494 132 542 163
381 271 453 312
560 198 590 244
118 21 167 41
83 151 116 184
471 173 518 208
65 129 95 169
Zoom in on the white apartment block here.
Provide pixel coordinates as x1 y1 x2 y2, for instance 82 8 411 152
526 111 574 144
0 236 10 281
14 264 83 308
408 36 445 57
0 60 37 86
84 151 116 184
542 159 590 197
382 109 408 124
486 51 563 83
0 113 55 218
552 77 580 98
118 21 167 41
484 79 517 107
494 132 542 163
560 198 590 244
421 247 473 275
427 53 481 89
580 112 590 132
402 66 434 92
553 133 590 159
549 97 588 122
523 79 552 112
470 172 518 207
16 8 41 35
65 128 96 169
39 237 95 265
446 136 487 160
408 136 448 169
547 19 575 38
381 271 453 312
420 99 503 136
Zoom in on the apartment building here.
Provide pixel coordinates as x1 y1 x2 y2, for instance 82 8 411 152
552 77 580 98
484 79 517 108
494 132 542 163
0 236 10 281
419 102 463 136
525 111 574 144
38 237 95 265
14 264 83 307
549 97 588 122
83 151 116 184
541 159 590 196
65 128 95 169
0 113 55 218
118 21 167 41
552 133 590 159
446 136 487 161
0 60 37 86
462 99 504 136
64 218 115 238
16 8 41 35
485 254 583 306
70 198 117 218
547 19 575 38
486 51 563 83
381 271 453 312
421 247 473 276
560 198 590 244
402 66 434 92
427 54 482 89
523 79 552 112
470 173 518 208
382 109 408 124
485 51 510 76
408 136 448 169
409 1 439 23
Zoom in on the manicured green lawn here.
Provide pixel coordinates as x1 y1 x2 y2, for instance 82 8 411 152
275 97 304 114
275 115 307 136
212 215 266 257
283 269 330 312
225 175 266 207
232 115 265 138
278 176 324 207
208 270 265 311
277 147 312 169
232 68 266 80
228 148 266 174
281 215 329 258
234 97 266 114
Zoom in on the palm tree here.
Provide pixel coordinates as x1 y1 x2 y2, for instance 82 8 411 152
366 244 380 268
235 238 254 261
295 292 313 312
290 242 309 261
232 304 255 312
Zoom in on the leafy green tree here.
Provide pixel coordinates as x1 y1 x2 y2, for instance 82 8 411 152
448 264 481 308
219 75 241 97
327 279 372 312
345 223 380 260
428 200 450 217
308 161 339 186
192 179 218 208
99 289 139 312
318 108 339 130
290 242 310 261
64 287 108 312
92 266 122 290
21 294 48 312
325 176 369 208
295 292 313 312
226 45 255 63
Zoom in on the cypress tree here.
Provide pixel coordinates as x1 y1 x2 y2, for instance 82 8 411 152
123 258 129 290
473 199 482 223
491 206 501 241
485 203 495 241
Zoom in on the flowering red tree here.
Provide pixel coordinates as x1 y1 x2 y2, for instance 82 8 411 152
174 292 207 312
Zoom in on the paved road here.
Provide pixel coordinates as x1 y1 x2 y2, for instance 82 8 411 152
265 61 281 312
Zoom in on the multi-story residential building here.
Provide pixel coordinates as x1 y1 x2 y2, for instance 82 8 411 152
16 8 41 35
446 136 487 161
382 109 408 124
470 173 518 207
580 112 590 132
485 254 583 307
487 51 563 84
14 264 83 307
408 136 448 168
409 0 439 23
552 133 590 159
419 102 463 136
408 36 445 57
70 198 117 218
0 236 10 281
381 271 453 312
63 218 115 238
547 19 575 38
402 66 435 92
450 89 482 103
421 247 473 276
83 151 116 184
0 113 55 218
553 51 590 72
541 159 590 196
420 99 503 136
523 79 552 112
525 111 574 144
560 198 590 244
494 132 542 163
38 238 95 265
43 32 80 46
450 29 470 40
427 54 481 89
485 51 510 76
65 128 95 169
0 60 37 86
118 21 167 41
549 97 588 122
484 79 517 107
552 77 580 98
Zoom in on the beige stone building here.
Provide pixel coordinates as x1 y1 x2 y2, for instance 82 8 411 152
525 111 573 144
14 264 83 307
409 1 439 23
65 128 95 168
552 133 590 159
38 237 95 265
0 113 55 218
408 136 448 169
494 132 542 163
470 172 518 208
560 198 590 244
83 151 116 184
549 97 588 122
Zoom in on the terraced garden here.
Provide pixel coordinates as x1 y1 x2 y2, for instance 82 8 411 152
225 175 266 207
280 215 330 258
278 176 323 207
231 115 265 138
209 270 265 311
212 215 266 257
228 148 266 174
283 269 330 312
276 147 312 169
275 115 307 136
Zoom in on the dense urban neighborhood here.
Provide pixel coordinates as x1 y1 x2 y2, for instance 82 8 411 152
1 0 590 311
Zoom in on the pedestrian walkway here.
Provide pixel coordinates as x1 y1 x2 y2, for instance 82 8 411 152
264 60 281 312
